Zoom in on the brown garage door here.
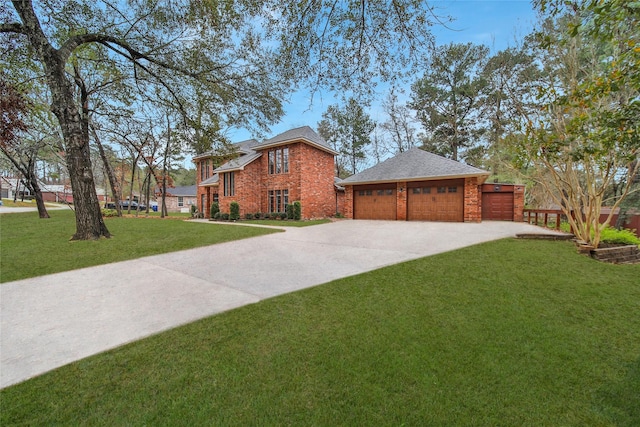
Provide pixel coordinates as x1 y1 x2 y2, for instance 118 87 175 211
482 192 514 221
354 184 397 220
407 180 464 222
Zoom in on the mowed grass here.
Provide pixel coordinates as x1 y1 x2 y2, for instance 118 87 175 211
0 210 280 283
2 238 639 426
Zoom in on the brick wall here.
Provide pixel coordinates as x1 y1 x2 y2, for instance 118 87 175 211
463 177 482 223
513 185 525 222
396 181 408 221
298 144 336 218
344 186 354 219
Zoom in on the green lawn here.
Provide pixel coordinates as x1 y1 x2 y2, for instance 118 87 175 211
1 238 638 426
0 210 280 283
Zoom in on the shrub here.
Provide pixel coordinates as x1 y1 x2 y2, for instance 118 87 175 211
190 204 197 215
213 212 221 220
286 204 294 220
279 212 287 220
101 209 119 217
230 202 240 221
269 212 279 220
245 213 254 220
254 212 262 220
210 202 219 219
220 213 230 221
293 201 301 220
599 226 640 246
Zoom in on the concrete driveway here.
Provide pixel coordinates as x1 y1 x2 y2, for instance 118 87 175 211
1 219 559 388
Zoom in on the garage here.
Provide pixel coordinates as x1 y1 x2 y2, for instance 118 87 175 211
340 148 490 222
407 179 464 222
353 184 396 220
481 184 524 221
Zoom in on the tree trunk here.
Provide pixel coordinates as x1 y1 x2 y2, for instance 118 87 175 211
92 125 122 217
28 176 50 218
14 0 109 240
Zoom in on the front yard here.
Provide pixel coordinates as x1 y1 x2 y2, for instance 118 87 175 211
1 236 638 425
0 210 280 283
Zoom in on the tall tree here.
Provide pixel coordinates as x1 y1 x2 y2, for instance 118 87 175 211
318 98 375 175
0 78 50 218
410 42 489 161
515 1 639 248
2 0 442 239
380 88 417 155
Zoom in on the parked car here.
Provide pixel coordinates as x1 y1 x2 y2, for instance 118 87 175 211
104 201 147 211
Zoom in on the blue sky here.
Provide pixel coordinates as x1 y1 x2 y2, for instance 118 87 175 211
227 1 538 143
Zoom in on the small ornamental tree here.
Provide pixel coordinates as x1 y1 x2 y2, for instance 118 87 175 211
229 201 240 221
286 203 294 220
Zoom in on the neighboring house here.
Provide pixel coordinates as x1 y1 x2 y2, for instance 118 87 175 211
195 126 339 219
339 148 500 222
155 185 197 213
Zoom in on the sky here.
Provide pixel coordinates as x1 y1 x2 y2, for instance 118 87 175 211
226 0 538 146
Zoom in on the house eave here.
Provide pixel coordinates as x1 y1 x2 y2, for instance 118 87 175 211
340 172 490 187
254 138 339 156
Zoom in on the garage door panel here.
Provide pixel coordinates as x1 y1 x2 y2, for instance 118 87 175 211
407 182 463 222
354 186 396 220
482 192 514 221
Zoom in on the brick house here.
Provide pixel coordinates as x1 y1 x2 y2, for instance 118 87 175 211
338 148 497 222
155 185 197 213
194 126 339 219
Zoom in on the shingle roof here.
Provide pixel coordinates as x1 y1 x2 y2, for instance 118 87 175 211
339 148 490 185
253 126 338 155
214 151 263 173
163 185 197 196
193 139 259 160
200 174 219 186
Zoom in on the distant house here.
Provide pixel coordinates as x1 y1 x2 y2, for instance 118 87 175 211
194 126 339 219
155 185 197 213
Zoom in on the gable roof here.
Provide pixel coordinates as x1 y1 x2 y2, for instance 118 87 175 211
339 148 490 185
253 126 338 155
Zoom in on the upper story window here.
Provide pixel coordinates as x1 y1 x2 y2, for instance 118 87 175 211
224 172 235 197
268 147 289 174
200 160 210 181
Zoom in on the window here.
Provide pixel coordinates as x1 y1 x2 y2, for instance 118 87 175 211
201 194 205 212
268 151 275 174
422 187 431 194
365 190 373 196
358 190 365 196
224 172 235 196
412 188 421 194
268 189 290 212
213 193 219 203
386 189 394 195
437 187 446 194
377 190 385 196
448 186 458 193
268 147 289 174
178 196 184 207
276 149 282 173
283 148 289 173
200 161 205 181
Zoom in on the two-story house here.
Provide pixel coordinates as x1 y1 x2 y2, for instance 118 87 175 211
194 126 339 219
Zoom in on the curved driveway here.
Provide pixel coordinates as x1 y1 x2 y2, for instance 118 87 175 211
1 219 560 388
